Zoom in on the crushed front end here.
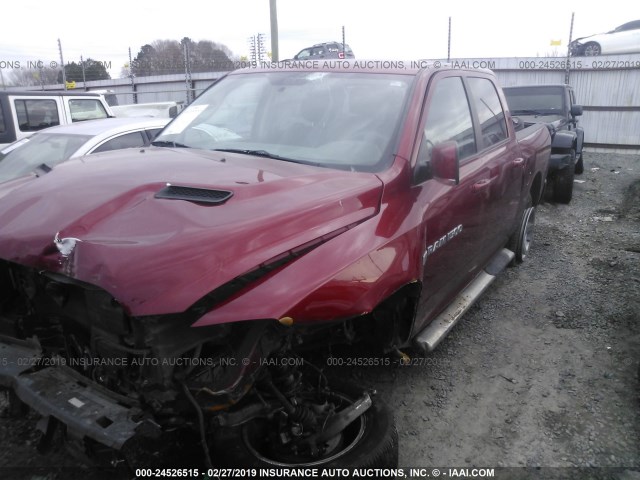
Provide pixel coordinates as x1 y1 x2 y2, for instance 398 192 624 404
0 259 290 465
0 259 388 470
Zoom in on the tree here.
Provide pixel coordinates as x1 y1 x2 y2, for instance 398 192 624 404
131 39 235 77
8 68 59 87
57 59 111 83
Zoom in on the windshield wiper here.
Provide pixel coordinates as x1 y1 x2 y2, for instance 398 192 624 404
32 163 53 177
512 109 553 116
151 140 190 148
212 148 304 164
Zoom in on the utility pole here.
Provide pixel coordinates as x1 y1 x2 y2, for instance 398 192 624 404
58 38 66 89
38 64 45 90
249 34 266 65
447 17 452 62
565 12 575 85
129 47 138 104
269 0 279 62
342 26 346 55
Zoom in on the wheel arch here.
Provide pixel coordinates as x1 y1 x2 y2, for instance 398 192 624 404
356 281 422 351
530 171 544 206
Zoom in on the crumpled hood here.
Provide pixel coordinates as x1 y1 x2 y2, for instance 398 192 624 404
0 147 383 316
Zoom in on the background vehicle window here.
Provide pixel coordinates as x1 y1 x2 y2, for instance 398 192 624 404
0 105 5 133
416 76 476 175
295 49 312 59
0 133 91 184
69 99 108 122
504 86 565 114
14 99 60 132
146 128 163 141
467 77 508 148
616 21 640 32
92 131 145 153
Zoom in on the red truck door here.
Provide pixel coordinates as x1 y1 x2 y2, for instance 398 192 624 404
465 76 523 255
411 74 496 330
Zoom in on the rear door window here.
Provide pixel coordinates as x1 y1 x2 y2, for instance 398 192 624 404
416 76 476 175
69 99 109 122
14 99 60 132
467 77 508 149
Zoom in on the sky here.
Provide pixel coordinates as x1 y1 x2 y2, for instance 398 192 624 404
1 0 639 80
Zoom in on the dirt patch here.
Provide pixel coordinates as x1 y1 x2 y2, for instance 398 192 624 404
1 152 639 479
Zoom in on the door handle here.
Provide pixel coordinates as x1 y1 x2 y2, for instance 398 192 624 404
472 178 493 192
512 157 525 167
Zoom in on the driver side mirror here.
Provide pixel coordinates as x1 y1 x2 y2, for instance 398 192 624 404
432 141 460 184
571 104 583 117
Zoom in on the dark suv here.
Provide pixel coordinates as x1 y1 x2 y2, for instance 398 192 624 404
504 84 584 204
293 42 355 60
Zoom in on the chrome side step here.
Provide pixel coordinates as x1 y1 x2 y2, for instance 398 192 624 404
414 248 514 353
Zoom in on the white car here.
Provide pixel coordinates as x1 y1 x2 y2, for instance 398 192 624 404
0 117 170 184
569 20 640 56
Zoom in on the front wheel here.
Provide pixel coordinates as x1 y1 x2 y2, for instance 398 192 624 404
214 381 398 474
552 150 576 204
575 153 584 175
583 42 601 56
508 194 535 264
552 167 575 204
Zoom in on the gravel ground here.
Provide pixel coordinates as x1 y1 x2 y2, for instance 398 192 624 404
0 152 638 479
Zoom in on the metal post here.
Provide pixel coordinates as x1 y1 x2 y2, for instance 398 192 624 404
81 55 87 90
269 0 279 62
58 38 66 89
183 41 193 104
447 17 452 62
565 12 575 85
342 25 346 55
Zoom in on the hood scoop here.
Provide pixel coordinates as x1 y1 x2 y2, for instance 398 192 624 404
154 184 233 205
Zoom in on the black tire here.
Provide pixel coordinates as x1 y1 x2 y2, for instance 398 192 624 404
583 42 601 56
507 194 535 264
575 153 584 175
213 381 398 476
552 150 575 204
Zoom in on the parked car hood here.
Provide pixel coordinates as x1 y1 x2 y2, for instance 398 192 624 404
0 147 383 316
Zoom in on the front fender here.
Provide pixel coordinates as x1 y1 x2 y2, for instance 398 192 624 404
191 209 423 327
551 131 576 151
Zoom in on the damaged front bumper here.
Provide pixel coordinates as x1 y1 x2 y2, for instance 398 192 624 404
0 335 141 449
549 152 574 171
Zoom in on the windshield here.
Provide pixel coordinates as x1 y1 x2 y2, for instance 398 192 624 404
154 71 412 171
0 133 91 183
503 87 566 116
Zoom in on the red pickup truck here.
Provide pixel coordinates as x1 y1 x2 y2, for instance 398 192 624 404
0 63 550 473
